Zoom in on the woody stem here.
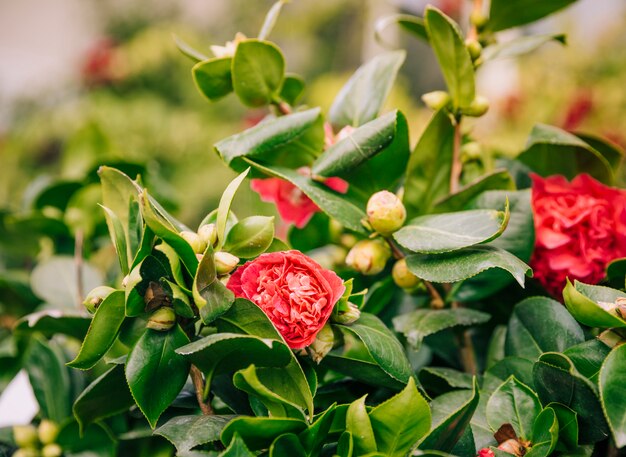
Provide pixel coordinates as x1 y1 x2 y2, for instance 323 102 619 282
190 364 213 415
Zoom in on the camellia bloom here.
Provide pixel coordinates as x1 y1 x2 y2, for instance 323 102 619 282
226 250 345 349
530 173 626 297
477 449 495 457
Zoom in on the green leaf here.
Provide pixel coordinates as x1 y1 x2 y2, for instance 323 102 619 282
375 14 428 46
126 326 191 428
599 343 626 448
155 242 189 290
173 34 208 62
347 396 377 455
193 249 235 324
215 108 321 172
26 336 70 423
564 339 611 384
433 169 515 213
482 34 566 62
270 433 306 457
394 205 510 254
424 6 474 109
73 364 134 432
322 353 405 390
299 404 337 455
419 379 479 452
418 367 473 395
223 215 275 258
337 431 354 457
220 433 255 457
505 297 584 360
217 169 250 250
574 132 624 171
313 110 397 177
483 357 535 394
526 407 559 457
563 279 626 329
68 290 125 369
370 377 431 456
155 415 235 453
160 278 194 318
125 254 170 317
406 245 531 287
393 308 490 350
245 160 368 234
100 205 130 275
15 311 90 341
258 0 288 41
337 313 412 385
56 421 115 457
517 124 614 184
546 402 578 450
193 57 233 101
488 0 578 32
606 257 626 289
232 39 285 107
216 298 283 340
486 376 541 440
221 417 307 451
280 73 306 106
533 352 609 444
329 51 405 128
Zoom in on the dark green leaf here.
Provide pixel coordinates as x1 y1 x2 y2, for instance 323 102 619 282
418 367 473 395
546 402 578 450
155 415 235 453
488 0 578 32
574 133 624 171
563 279 626 329
526 407 559 457
193 57 233 101
56 422 115 457
486 376 541 440
322 353 405 390
433 170 515 213
223 215 274 258
221 417 307 451
482 34 566 62
483 357 534 394
563 339 611 384
125 254 170 317
607 258 626 289
270 433 306 457
599 343 626 448
216 298 282 340
280 74 305 106
232 39 285 107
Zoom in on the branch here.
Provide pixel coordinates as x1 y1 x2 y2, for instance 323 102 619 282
190 365 214 415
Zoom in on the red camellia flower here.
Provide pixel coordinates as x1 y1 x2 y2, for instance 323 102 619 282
477 449 495 457
226 250 346 349
531 173 626 297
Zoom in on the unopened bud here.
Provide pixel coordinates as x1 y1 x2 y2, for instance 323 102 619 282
461 142 482 162
465 38 482 60
307 324 334 363
345 239 391 275
340 234 358 249
422 90 451 111
333 302 361 325
13 425 38 448
470 11 488 29
367 191 406 236
615 297 626 319
38 420 59 445
83 286 115 313
392 259 420 290
146 307 176 331
180 230 206 254
215 252 239 275
42 444 62 457
462 95 490 117
12 449 39 457
497 439 525 456
198 223 217 248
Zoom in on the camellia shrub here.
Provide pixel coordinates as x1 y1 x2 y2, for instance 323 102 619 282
5 1 626 457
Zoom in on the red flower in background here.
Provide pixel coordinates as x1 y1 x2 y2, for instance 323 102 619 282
82 38 119 86
530 173 626 297
560 90 593 131
226 250 345 349
477 449 495 457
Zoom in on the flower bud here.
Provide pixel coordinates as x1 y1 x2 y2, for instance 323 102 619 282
421 90 451 111
462 95 490 117
470 10 488 29
13 425 38 448
82 286 115 313
42 444 62 457
180 230 206 254
497 439 525 456
146 307 176 331
333 302 361 325
37 420 59 445
392 259 420 290
307 323 334 363
346 239 391 275
461 142 482 162
465 38 482 61
340 234 358 249
366 191 406 236
198 223 217 248
215 252 239 276
12 449 39 457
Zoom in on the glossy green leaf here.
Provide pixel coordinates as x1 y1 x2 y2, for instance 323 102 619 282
575 132 624 171
424 6 474 109
394 205 509 254
486 325 507 369
160 278 194 318
73 364 134 432
223 215 275 258
517 124 614 184
68 290 125 369
526 407 559 457
370 377 431 456
126 326 191 428
346 396 377 455
322 353 405 390
155 415 235 453
563 279 626 328
488 0 578 32
56 421 115 457
546 402 578 450
393 308 490 350
216 298 282 340
125 254 170 316
154 242 188 289
486 376 541 440
193 57 233 101
193 246 235 323
599 343 626 448
232 39 285 107
100 205 129 275
221 417 307 451
418 367 473 395
336 432 354 457
280 73 306 106
564 339 611 384
15 311 91 341
505 297 584 360
533 352 608 444
299 404 336 455
433 169 515 213
217 168 250 250
483 357 535 394
269 433 306 457
406 245 531 287
329 51 405 128
221 433 255 457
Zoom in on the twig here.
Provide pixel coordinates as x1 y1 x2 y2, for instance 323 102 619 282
190 365 213 415
273 100 292 115
385 236 404 260
467 0 484 41
449 118 463 194
74 229 84 308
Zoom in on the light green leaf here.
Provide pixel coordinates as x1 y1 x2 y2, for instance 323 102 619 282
486 376 541 440
375 14 428 47
526 407 559 457
221 433 256 457
258 0 288 41
347 396 377 455
488 0 578 32
217 168 250 249
563 279 626 329
155 415 235 453
482 34 566 62
221 417 307 451
232 39 285 107
193 246 235 323
223 215 274 258
173 34 209 62
280 73 306 106
599 343 626 448
193 57 233 101
546 403 578 451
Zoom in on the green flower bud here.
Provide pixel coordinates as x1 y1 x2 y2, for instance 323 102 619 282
421 90 451 111
198 223 217 248
470 10 488 29
37 420 59 445
12 449 39 457
146 307 176 331
41 444 62 457
462 95 490 117
340 234 358 249
461 142 482 162
345 239 391 275
465 38 482 60
82 286 115 313
307 323 334 364
366 191 406 236
180 230 206 254
13 425 38 448
215 252 239 276
333 302 361 325
392 259 421 290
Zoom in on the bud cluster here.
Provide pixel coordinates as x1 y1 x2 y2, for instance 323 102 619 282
13 421 61 457
181 223 218 255
346 239 391 276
